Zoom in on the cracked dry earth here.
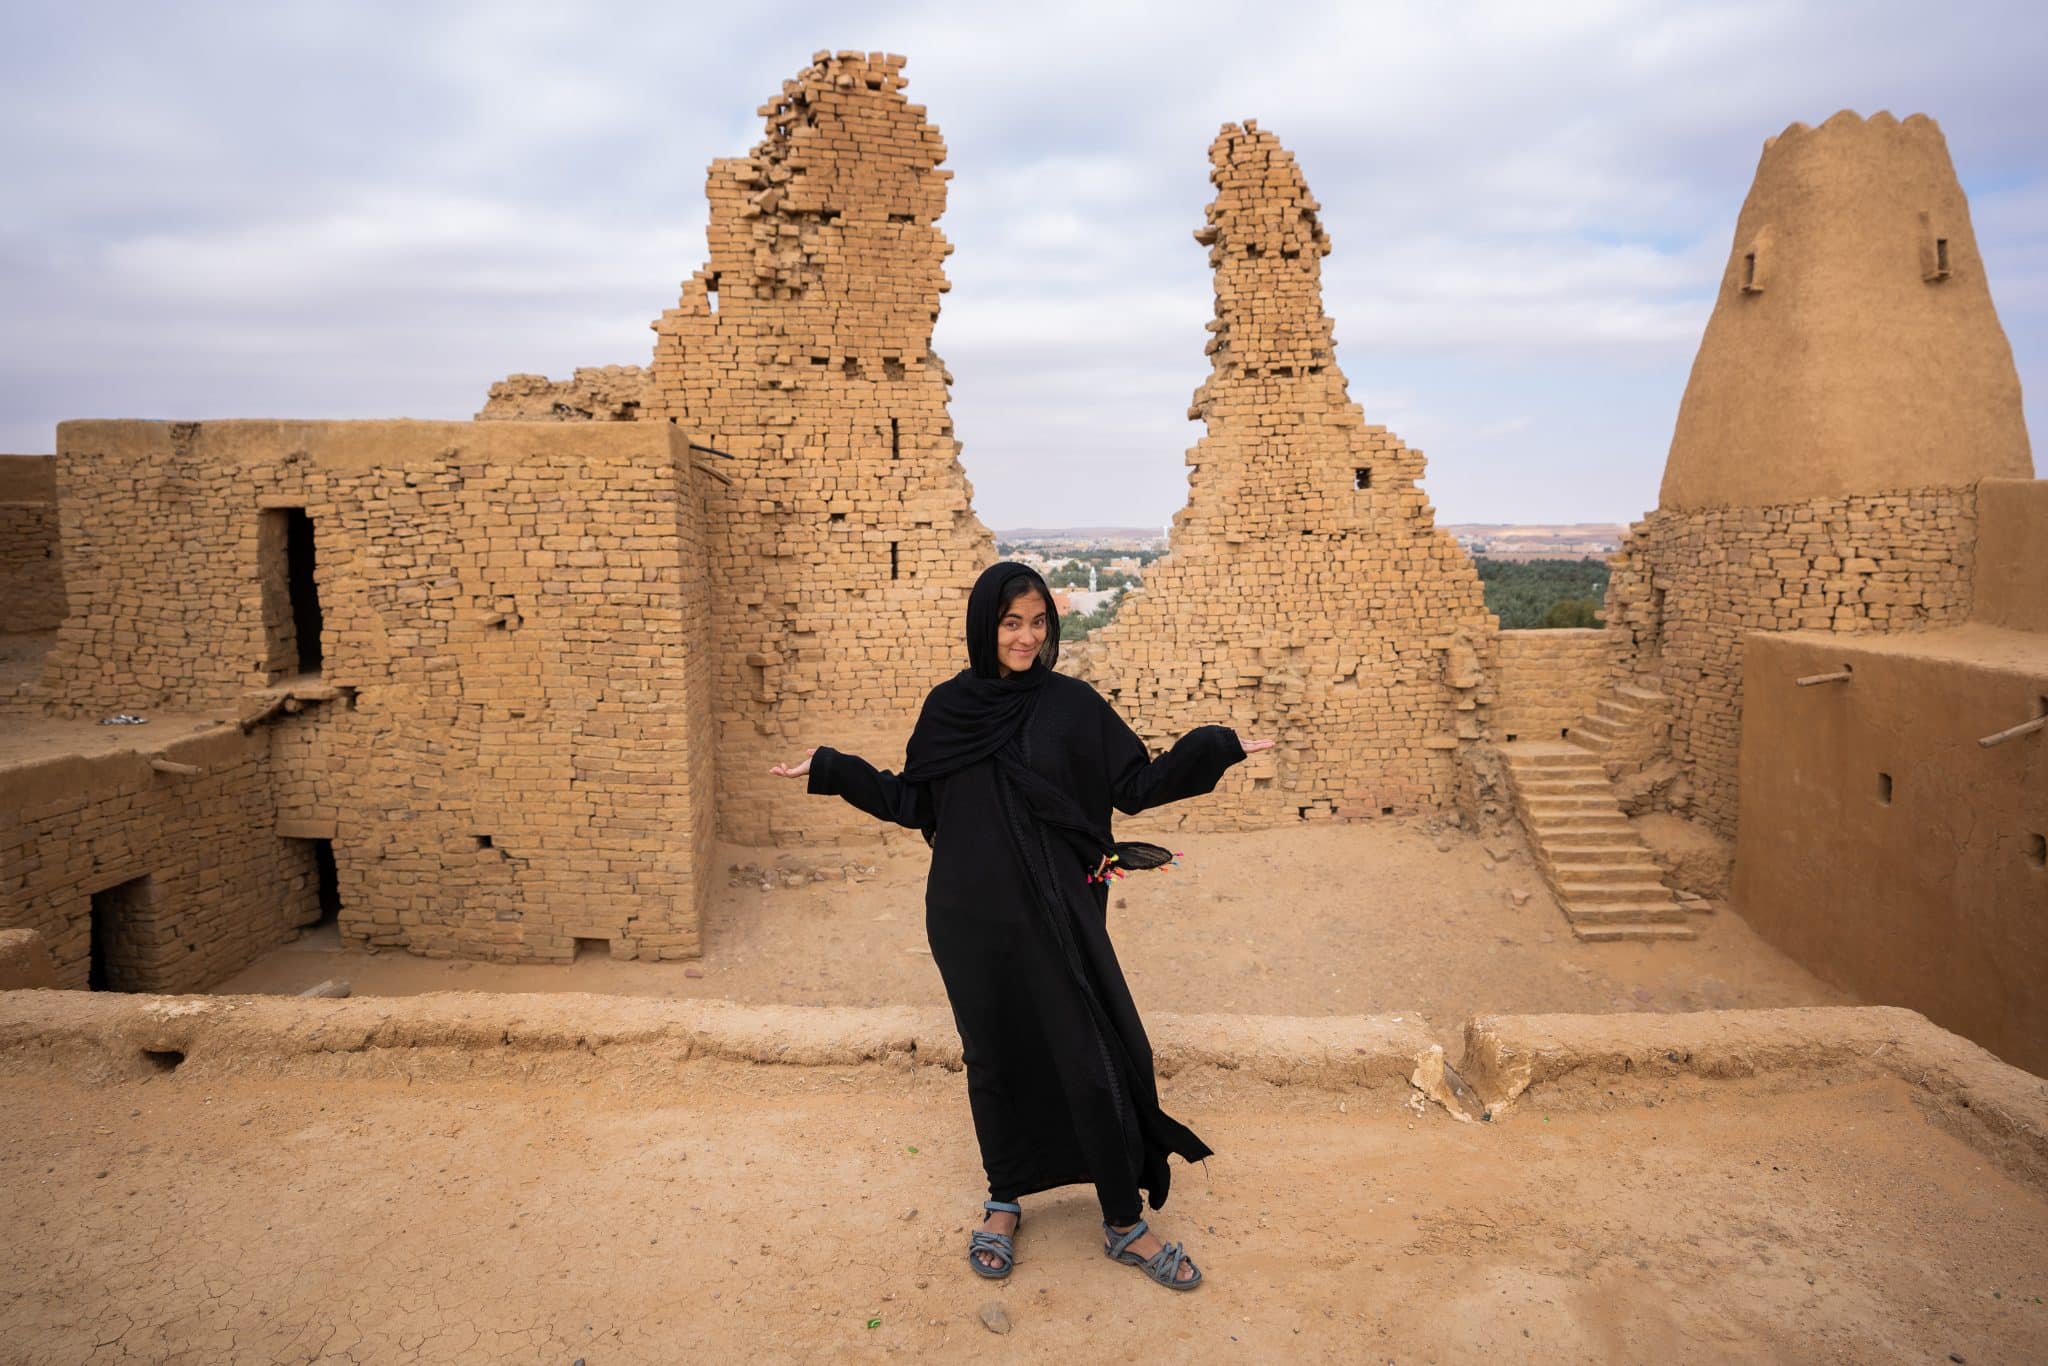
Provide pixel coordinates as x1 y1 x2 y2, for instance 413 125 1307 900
3 1062 2046 1362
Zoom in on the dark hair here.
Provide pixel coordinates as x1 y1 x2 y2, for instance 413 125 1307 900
997 573 1048 618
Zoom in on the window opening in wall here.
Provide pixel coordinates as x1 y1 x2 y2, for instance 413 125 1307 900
574 937 611 961
1936 239 1950 275
1354 468 1372 490
1876 772 1893 806
474 834 494 850
1743 252 1756 289
890 416 900 460
890 541 900 580
1504 732 1518 742
89 875 153 992
262 507 326 675
2026 833 2046 870
1380 805 1395 816
830 512 846 523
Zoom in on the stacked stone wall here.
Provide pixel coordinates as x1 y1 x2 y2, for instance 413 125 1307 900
1603 485 1977 836
480 366 651 423
39 419 715 965
0 727 319 991
1079 121 1497 829
0 456 65 632
485 52 994 844
1493 629 1610 743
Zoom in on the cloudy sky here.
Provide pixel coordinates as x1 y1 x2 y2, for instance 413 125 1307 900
3 1 2041 528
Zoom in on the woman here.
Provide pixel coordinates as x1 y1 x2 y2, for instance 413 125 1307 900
771 561 1273 1290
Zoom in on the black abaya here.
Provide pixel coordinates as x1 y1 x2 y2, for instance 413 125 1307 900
809 670 1242 1220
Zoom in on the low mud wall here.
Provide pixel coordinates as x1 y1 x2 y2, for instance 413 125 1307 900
2 992 2042 1190
0 991 1439 1093
1462 1005 2048 1188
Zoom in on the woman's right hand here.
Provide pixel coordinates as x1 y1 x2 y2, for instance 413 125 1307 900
769 748 817 779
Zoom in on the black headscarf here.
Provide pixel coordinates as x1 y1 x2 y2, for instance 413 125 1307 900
900 561 1175 873
901 561 1060 783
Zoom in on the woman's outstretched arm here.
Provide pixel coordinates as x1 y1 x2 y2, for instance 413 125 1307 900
772 746 931 830
1099 702 1273 816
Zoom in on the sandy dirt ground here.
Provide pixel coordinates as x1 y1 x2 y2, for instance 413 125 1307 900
2 1062 2044 1363
219 823 1847 1044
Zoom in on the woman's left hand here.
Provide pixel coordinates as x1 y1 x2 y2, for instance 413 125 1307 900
1237 734 1275 755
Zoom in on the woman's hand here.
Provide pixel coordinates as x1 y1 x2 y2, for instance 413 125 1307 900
770 748 817 778
1237 735 1275 755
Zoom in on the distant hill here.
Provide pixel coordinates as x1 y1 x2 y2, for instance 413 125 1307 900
996 527 1165 542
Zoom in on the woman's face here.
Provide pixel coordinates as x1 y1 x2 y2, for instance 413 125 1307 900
996 589 1049 677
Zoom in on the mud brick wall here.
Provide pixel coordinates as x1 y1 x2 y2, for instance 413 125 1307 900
0 726 319 992
1078 122 1498 829
480 366 651 422
0 455 65 632
1493 629 1611 744
1603 486 1977 836
487 51 994 845
39 419 715 965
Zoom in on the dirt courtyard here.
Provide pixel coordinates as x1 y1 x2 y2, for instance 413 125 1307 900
3 1054 2044 1364
220 820 1847 1045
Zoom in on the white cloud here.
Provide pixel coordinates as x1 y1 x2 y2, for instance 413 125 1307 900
0 0 2040 520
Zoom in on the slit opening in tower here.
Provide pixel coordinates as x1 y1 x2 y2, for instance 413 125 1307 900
1876 772 1893 806
1743 251 1756 289
2026 833 2046 870
261 508 324 676
1936 238 1950 275
890 416 900 460
890 541 900 580
89 874 154 992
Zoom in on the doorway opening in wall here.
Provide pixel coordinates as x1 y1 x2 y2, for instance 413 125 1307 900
88 875 153 992
310 839 340 927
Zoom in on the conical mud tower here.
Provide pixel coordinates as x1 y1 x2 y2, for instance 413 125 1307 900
1661 110 2030 508
1079 121 1496 828
1603 111 2035 834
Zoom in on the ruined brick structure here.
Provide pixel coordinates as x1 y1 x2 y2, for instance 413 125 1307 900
0 456 65 632
1601 112 2032 836
2 728 321 992
481 365 651 423
1604 486 1979 832
16 420 715 979
1076 121 1497 827
1492 629 1609 745
483 51 992 844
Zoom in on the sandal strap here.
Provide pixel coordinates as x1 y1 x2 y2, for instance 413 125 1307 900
1103 1219 1149 1259
983 1200 1021 1216
1145 1241 1187 1281
968 1230 1014 1266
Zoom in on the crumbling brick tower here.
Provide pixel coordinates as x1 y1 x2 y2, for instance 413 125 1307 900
487 52 993 843
1603 111 2034 836
1079 122 1498 828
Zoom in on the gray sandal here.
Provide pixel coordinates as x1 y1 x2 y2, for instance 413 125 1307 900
969 1199 1022 1279
1104 1219 1202 1290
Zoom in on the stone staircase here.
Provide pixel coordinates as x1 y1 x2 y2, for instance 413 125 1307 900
1500 741 1694 941
1562 681 1670 776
